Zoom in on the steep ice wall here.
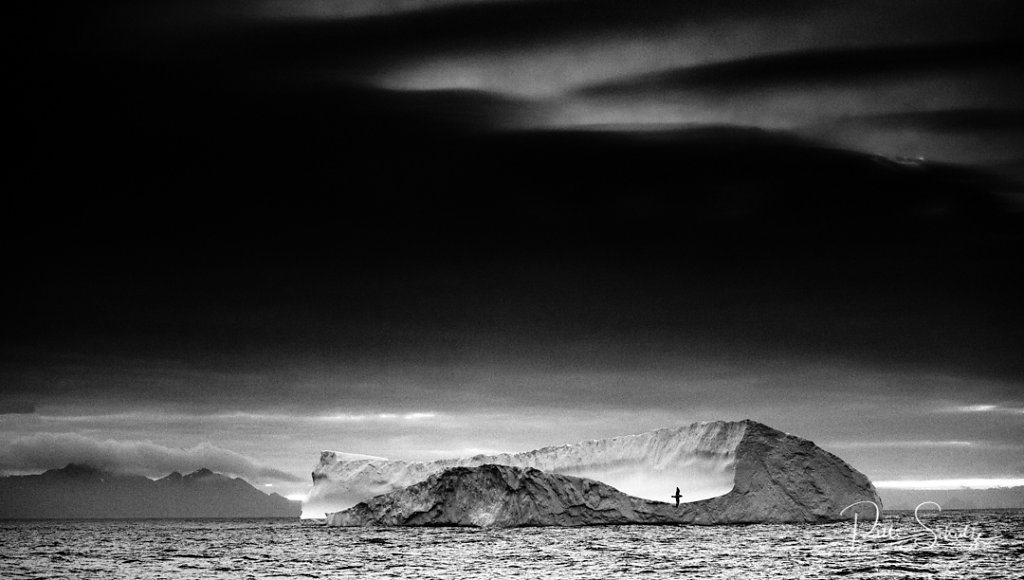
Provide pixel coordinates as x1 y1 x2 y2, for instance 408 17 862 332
304 420 745 518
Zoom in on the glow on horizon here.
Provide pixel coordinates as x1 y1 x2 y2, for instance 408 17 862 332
874 478 1024 490
286 493 309 502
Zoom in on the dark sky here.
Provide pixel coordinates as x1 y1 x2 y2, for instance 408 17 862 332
3 0 1023 499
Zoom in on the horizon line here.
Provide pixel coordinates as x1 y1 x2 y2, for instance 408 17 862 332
874 478 1024 490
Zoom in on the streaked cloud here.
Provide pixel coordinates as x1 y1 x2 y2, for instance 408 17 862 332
939 404 1024 414
0 433 303 482
372 1 1020 96
538 46 1024 165
377 20 772 97
575 43 1022 97
256 0 518 20
317 412 438 421
963 404 1000 412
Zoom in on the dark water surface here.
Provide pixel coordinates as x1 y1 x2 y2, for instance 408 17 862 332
2 511 1022 578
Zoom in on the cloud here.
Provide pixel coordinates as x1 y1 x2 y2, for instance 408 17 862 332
0 433 302 482
962 404 1000 412
372 2 1022 96
256 0 519 20
939 404 1024 414
840 108 1024 134
316 412 438 421
0 401 36 415
550 46 1022 129
542 57 1024 165
576 43 1022 97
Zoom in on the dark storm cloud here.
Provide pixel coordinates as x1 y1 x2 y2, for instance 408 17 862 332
40 0 813 69
808 108 1024 167
344 0 1019 62
255 0 526 20
846 109 1024 134
0 402 36 415
7 123 1024 405
360 0 1020 94
0 433 303 482
576 43 1024 96
18 1 1023 143
6 0 1024 488
555 43 1024 164
4 206 1023 416
36 1 1019 94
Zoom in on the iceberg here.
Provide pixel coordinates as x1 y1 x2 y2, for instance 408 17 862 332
307 419 881 524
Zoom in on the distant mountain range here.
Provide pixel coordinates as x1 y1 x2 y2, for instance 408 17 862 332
0 464 300 519
879 487 1024 511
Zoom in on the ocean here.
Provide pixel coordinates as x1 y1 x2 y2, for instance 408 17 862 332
2 510 1022 579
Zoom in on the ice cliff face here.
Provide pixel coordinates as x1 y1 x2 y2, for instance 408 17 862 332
326 421 881 526
304 420 746 518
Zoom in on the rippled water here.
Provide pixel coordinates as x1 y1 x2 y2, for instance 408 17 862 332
2 511 1022 579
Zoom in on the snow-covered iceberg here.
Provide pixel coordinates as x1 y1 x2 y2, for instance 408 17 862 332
305 420 880 522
